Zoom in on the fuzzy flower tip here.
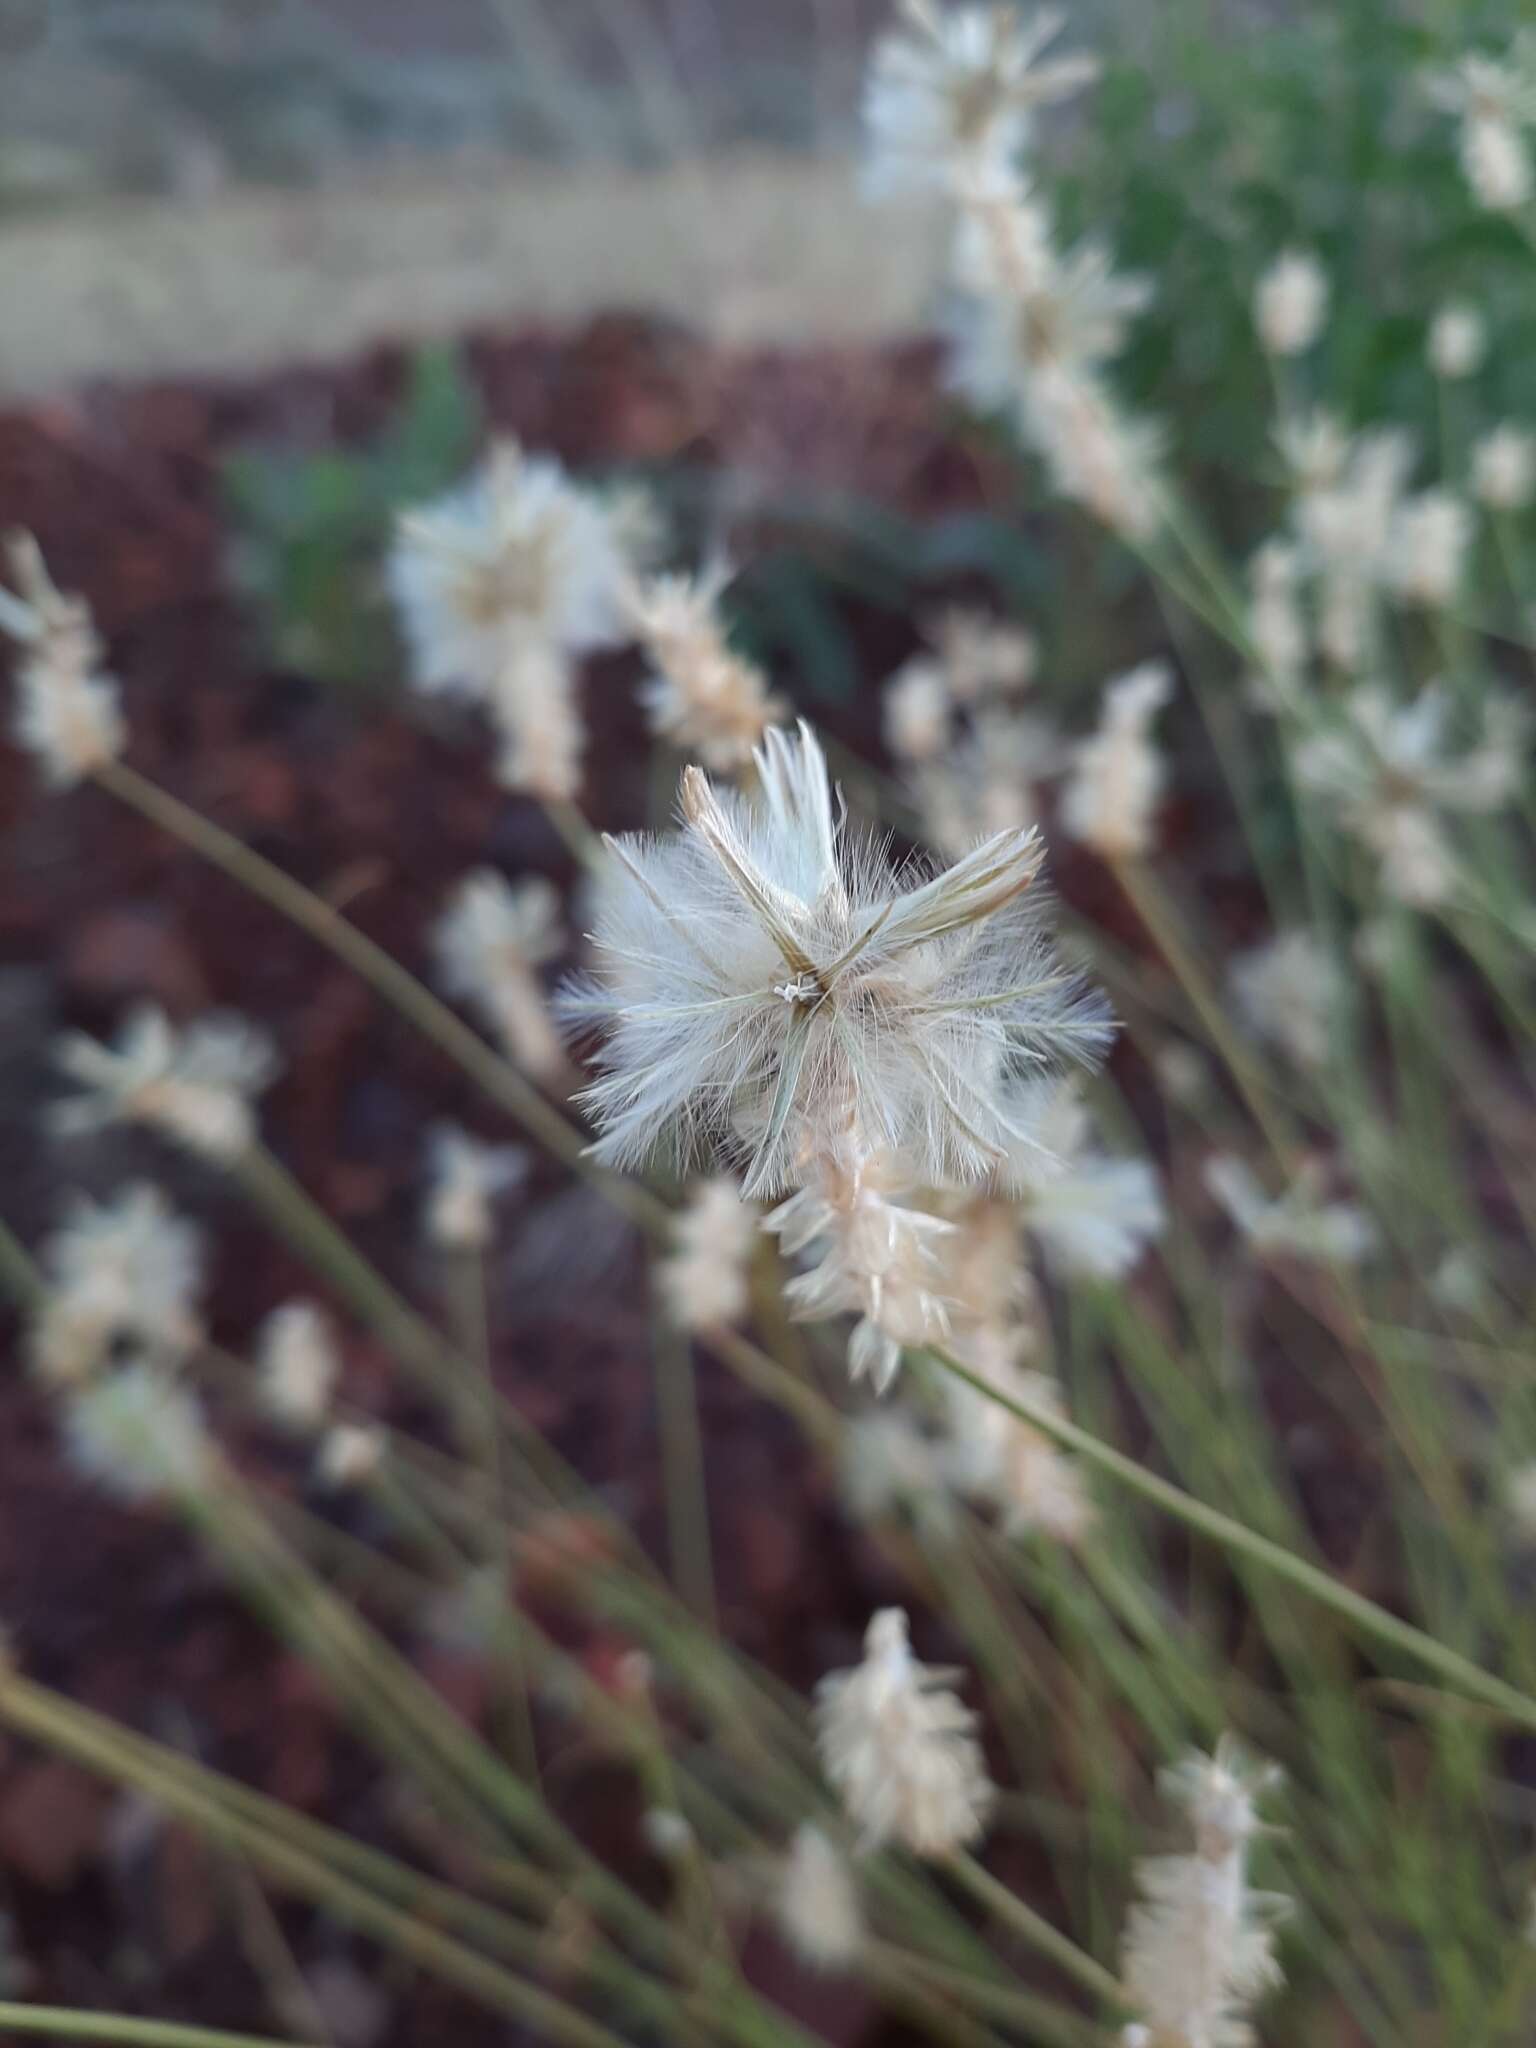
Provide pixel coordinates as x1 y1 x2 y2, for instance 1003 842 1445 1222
862 0 1099 198
53 1005 279 1162
1254 250 1328 357
658 1176 759 1331
257 1302 339 1431
562 720 1110 1201
627 569 784 772
31 1184 203 1387
772 1824 865 1973
1120 1740 1288 2048
434 870 565 1080
423 1124 528 1252
1060 661 1172 861
65 1361 213 1505
815 1607 993 1857
0 533 125 787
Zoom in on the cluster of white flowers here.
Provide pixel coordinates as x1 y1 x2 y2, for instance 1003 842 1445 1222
1292 683 1528 907
1254 250 1328 359
1059 661 1172 861
658 1175 759 1331
434 869 565 1080
257 1301 340 1431
565 722 1107 1386
862 1 1098 196
1426 37 1536 212
422 1123 527 1251
0 534 125 787
1205 1156 1376 1268
30 1184 204 1388
54 1005 279 1162
1120 1741 1288 2048
814 1607 993 1856
389 441 649 802
627 569 783 772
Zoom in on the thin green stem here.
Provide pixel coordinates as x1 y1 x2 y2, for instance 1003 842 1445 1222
946 1851 1126 2011
0 2011 315 2048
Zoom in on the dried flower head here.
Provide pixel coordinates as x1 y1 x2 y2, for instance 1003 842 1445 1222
1385 489 1472 609
1205 1155 1376 1267
257 1302 339 1431
658 1176 759 1331
772 1824 865 1972
1230 932 1340 1072
0 533 125 787
435 870 565 1079
1120 1740 1287 2048
54 1005 279 1162
841 1406 954 1526
423 1124 528 1251
1472 423 1536 510
627 569 783 771
1292 682 1528 905
924 606 1037 703
563 720 1108 1200
1254 250 1328 357
884 656 953 764
815 1607 993 1856
1428 302 1486 379
65 1361 213 1504
1245 539 1308 710
31 1184 203 1387
862 1 1099 197
1060 661 1172 861
1007 1081 1164 1280
1427 41 1536 210
316 1422 386 1490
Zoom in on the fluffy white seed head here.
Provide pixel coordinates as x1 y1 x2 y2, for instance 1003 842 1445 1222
423 1123 528 1251
1472 424 1536 510
1121 1741 1287 2048
1004 1081 1165 1280
257 1302 340 1430
1205 1155 1376 1267
1386 489 1472 609
0 533 125 787
54 1006 278 1162
1428 301 1486 379
815 1607 993 1856
627 569 784 772
1230 932 1340 1072
884 656 953 763
772 1824 865 1972
924 607 1037 703
316 1422 386 1490
65 1361 213 1504
435 870 565 1079
562 720 1109 1201
658 1176 759 1331
862 1 1099 198
1060 661 1172 861
31 1184 204 1387
1254 250 1328 357
841 1406 955 1526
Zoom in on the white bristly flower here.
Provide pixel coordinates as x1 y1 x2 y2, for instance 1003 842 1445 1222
1254 250 1328 357
0 533 125 787
434 869 565 1079
31 1185 203 1387
627 569 783 771
1229 932 1340 1072
924 607 1036 703
1292 682 1528 905
1060 661 1172 861
388 441 639 801
316 1422 386 1490
884 655 953 763
1472 424 1536 510
1427 42 1536 211
862 0 1099 197
772 1824 865 1972
1385 489 1471 609
54 1005 279 1162
562 720 1108 1200
423 1124 527 1251
65 1361 213 1504
1205 1155 1376 1266
814 1607 993 1856
658 1176 759 1331
257 1302 339 1430
1428 302 1486 379
1005 1081 1164 1280
1121 1741 1288 2048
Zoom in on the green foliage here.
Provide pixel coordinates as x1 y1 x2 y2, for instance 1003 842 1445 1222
221 343 482 687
